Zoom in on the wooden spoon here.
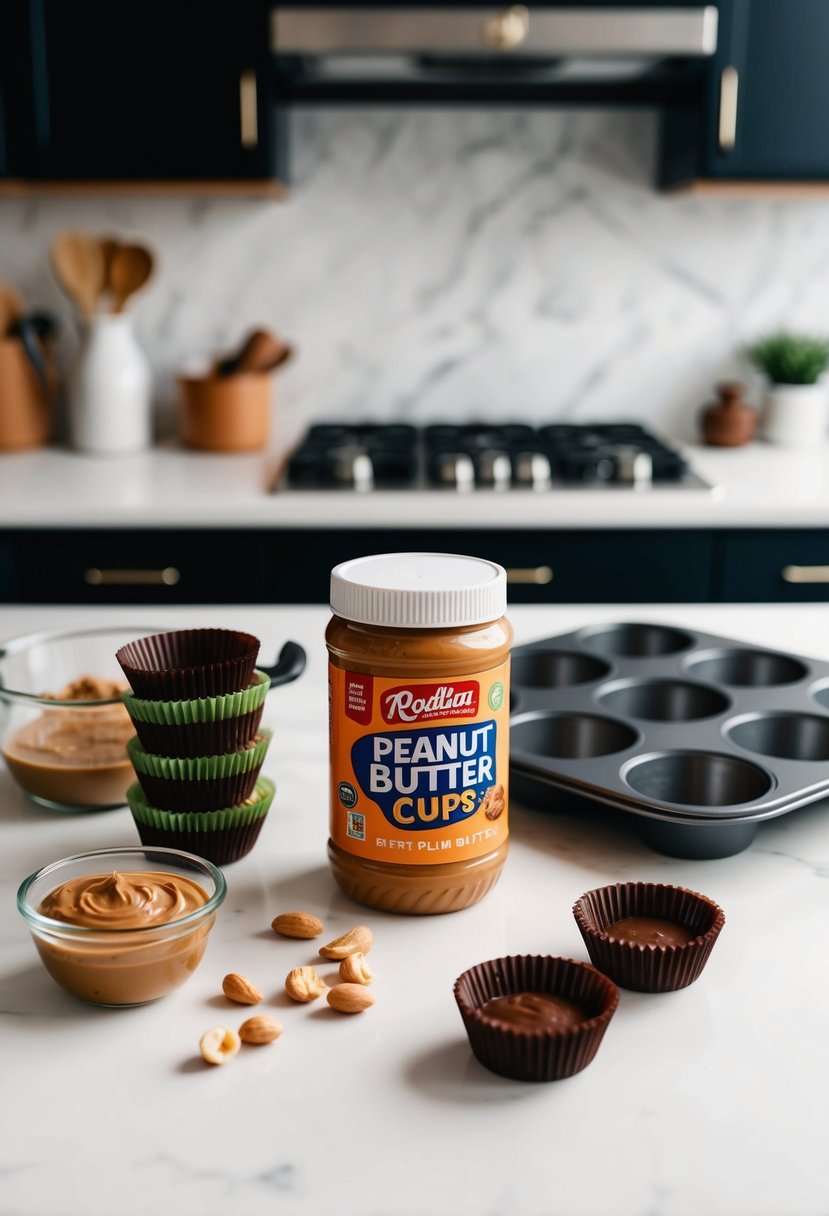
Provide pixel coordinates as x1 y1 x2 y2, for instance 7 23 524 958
109 244 154 313
216 329 295 377
50 232 106 319
0 283 24 337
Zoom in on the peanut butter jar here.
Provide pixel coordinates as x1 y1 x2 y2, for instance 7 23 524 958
327 553 512 915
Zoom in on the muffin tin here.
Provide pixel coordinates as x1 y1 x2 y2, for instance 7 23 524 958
509 622 829 859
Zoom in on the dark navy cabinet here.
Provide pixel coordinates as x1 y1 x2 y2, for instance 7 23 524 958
5 1 275 182
718 530 829 601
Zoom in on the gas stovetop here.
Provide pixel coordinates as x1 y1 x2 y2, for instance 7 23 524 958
280 422 712 492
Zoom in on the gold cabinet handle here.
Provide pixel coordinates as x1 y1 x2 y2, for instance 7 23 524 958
718 65 739 151
483 5 530 51
239 69 259 149
506 565 553 586
85 567 181 587
782 565 829 585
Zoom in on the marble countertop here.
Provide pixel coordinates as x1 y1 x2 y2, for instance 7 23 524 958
3 602 829 1216
3 439 829 528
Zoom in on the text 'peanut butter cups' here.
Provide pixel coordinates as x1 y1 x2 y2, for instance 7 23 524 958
127 731 272 813
572 881 725 993
454 954 618 1083
121 671 269 758
116 628 260 700
127 777 275 866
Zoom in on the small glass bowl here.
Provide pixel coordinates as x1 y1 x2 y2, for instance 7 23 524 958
17 846 226 1007
0 624 164 811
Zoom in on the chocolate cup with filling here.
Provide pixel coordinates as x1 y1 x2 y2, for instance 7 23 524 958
572 881 726 993
454 954 619 1083
116 629 260 700
127 778 275 866
129 704 265 759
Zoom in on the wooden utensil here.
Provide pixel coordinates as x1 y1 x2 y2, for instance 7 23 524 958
50 232 106 319
109 244 154 313
216 329 295 377
0 283 24 337
99 236 120 298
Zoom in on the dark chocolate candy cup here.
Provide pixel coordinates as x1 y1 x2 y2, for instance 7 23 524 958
134 768 262 813
116 629 260 699
454 955 618 1083
130 705 265 758
573 881 725 993
133 815 267 866
128 778 275 866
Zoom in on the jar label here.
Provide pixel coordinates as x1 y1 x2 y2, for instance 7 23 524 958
329 661 509 864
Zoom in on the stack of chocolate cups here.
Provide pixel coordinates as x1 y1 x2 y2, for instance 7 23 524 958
117 629 275 866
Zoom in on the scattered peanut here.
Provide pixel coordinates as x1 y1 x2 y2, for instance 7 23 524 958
238 1015 284 1045
199 1027 241 1065
327 984 375 1014
271 911 325 939
338 952 373 985
285 965 327 1003
319 924 373 960
221 972 263 1005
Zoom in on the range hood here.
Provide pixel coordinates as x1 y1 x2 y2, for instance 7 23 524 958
271 5 718 104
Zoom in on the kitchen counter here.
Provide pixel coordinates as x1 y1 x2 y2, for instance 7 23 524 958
3 602 829 1216
4 439 829 528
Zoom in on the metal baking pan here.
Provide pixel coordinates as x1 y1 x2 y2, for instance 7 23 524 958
509 621 829 859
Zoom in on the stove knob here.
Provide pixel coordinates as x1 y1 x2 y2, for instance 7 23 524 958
514 451 552 491
610 445 653 487
435 452 476 491
331 444 374 492
476 449 512 490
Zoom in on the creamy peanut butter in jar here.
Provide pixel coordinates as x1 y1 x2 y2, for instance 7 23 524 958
326 552 512 915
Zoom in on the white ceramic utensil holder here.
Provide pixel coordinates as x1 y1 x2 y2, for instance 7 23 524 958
68 315 152 454
762 381 829 447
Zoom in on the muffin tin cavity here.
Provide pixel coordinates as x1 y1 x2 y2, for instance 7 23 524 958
686 647 807 688
578 622 694 658
510 622 829 859
623 750 772 809
511 649 610 689
511 712 638 760
726 712 829 762
598 678 729 723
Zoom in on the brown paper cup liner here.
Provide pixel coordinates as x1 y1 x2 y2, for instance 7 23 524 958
454 955 619 1083
130 705 265 758
134 767 263 813
572 882 726 993
132 815 267 866
116 629 260 699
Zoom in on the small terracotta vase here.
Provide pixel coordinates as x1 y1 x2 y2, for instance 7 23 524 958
699 382 757 447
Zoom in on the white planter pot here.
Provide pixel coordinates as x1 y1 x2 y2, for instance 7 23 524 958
68 316 152 454
761 381 829 447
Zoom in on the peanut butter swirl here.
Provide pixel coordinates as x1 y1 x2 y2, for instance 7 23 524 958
38 871 208 930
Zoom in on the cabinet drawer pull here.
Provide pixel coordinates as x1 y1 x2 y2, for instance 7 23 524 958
782 564 829 585
85 567 181 587
506 565 553 586
239 69 259 148
483 5 530 51
718 65 739 151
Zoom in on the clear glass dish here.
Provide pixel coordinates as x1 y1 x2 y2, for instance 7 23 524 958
17 846 226 1006
0 624 165 812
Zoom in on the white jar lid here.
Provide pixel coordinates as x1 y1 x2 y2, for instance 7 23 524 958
330 552 507 628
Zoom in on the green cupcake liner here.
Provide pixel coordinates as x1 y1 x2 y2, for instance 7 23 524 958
127 777 275 832
121 671 270 725
127 730 272 780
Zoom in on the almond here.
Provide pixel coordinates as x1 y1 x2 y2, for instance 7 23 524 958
338 952 373 985
327 983 375 1014
238 1015 284 1045
222 973 263 1005
285 965 326 1003
319 924 373 960
271 911 324 939
200 1027 241 1065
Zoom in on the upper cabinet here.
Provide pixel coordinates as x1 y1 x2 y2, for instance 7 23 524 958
1 0 281 187
663 0 829 186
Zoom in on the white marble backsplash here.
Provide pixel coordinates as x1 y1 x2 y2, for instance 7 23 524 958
3 108 829 448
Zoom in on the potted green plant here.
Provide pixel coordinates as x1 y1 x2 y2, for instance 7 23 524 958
748 332 829 446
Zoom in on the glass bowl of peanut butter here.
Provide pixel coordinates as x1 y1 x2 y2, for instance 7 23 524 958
17 846 226 1006
0 625 168 811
